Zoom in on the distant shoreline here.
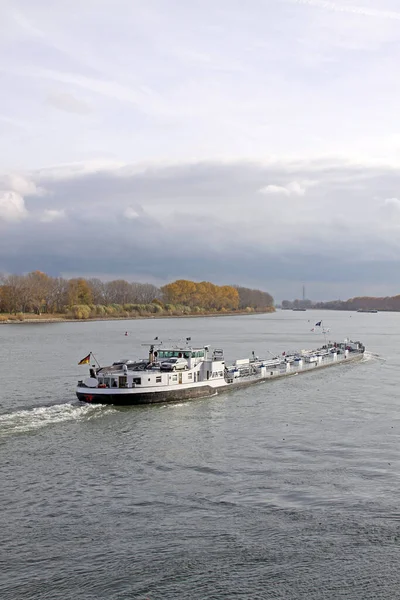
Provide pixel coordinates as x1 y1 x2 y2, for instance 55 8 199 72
0 309 275 325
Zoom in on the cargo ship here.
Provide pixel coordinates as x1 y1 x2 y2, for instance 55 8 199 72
76 337 365 405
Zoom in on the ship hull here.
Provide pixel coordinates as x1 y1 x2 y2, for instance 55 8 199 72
76 351 364 406
76 384 218 405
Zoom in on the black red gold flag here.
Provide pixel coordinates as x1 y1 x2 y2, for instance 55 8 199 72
78 353 91 365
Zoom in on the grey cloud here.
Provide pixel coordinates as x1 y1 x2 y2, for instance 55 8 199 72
2 158 400 300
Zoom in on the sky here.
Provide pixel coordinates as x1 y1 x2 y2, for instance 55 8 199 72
1 0 400 301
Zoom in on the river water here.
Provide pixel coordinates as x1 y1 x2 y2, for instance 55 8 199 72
0 310 399 599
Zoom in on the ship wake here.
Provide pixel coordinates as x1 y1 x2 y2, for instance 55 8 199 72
0 402 114 437
362 351 383 363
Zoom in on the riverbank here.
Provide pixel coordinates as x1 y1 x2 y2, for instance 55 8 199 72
0 308 275 325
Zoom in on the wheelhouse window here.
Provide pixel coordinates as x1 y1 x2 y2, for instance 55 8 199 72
157 349 208 359
158 350 193 359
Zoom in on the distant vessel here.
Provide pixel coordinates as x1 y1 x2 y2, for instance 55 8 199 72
357 309 378 313
76 338 365 405
292 308 306 311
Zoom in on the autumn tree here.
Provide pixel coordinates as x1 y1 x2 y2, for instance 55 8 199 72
161 280 197 306
161 280 239 310
217 285 240 310
195 281 216 309
68 278 93 306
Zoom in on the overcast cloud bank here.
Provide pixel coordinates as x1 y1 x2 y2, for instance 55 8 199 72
1 0 400 300
1 157 400 300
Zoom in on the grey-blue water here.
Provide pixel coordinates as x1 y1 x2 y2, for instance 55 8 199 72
0 311 399 599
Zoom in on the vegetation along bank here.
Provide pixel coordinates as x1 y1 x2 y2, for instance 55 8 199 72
0 272 275 323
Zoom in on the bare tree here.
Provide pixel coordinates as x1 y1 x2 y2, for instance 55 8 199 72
132 283 161 304
1 274 30 313
87 278 107 304
234 286 274 309
105 280 133 305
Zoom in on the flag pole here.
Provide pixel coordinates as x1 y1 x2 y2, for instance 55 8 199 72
91 352 101 368
322 321 328 346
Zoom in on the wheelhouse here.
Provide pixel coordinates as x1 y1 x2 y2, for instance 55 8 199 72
155 349 206 359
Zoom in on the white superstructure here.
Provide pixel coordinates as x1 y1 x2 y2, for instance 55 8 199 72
76 339 365 405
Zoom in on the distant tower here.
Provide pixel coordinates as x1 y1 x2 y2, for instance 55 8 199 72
302 284 306 301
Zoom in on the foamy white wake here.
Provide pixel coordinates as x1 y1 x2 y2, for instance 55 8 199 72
362 351 383 362
0 402 114 436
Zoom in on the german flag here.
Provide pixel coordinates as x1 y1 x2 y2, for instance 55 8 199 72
78 353 91 365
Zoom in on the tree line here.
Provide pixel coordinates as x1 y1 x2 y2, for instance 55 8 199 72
0 272 274 319
282 294 400 312
281 298 313 310
313 296 400 312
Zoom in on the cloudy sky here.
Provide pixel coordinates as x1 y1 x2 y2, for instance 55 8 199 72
1 0 400 301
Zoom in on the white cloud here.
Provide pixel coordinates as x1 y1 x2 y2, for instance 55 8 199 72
40 208 65 222
0 191 28 221
124 207 140 219
259 184 291 196
0 174 41 196
259 180 317 196
383 197 400 208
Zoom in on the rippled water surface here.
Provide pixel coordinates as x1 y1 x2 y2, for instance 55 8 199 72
1 311 399 599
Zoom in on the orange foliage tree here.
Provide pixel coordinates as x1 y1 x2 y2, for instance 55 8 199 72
68 278 93 306
161 280 239 310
